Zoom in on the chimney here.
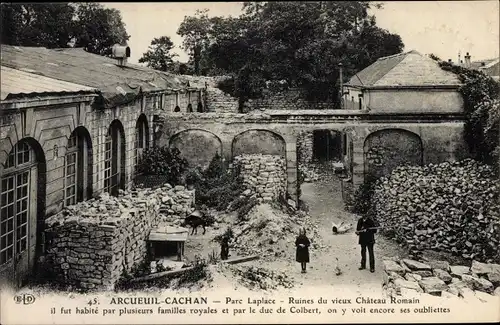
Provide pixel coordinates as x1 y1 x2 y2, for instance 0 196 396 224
464 52 471 68
111 44 131 67
448 59 452 63
458 51 461 66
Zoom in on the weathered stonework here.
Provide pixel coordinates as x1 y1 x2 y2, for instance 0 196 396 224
297 131 314 164
244 88 336 111
233 154 287 202
43 186 195 290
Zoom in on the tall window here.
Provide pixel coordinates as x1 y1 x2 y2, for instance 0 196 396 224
134 116 149 177
104 121 125 196
103 133 114 194
65 134 78 206
0 142 34 266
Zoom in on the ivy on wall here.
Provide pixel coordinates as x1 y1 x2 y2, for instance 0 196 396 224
430 54 500 170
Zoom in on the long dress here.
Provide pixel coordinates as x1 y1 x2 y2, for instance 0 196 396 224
295 235 310 263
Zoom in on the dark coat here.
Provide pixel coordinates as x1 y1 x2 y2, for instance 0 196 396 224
356 217 378 245
295 235 310 263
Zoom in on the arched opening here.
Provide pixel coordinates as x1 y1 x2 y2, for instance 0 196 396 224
134 114 150 177
312 129 342 162
197 102 204 113
104 120 126 196
0 138 46 288
65 127 93 206
187 103 193 113
169 129 222 170
364 129 423 180
232 129 286 157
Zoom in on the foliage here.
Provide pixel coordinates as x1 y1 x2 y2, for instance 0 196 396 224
137 146 188 185
177 2 403 107
139 36 178 71
177 9 212 75
236 197 259 221
0 3 130 56
352 175 378 216
431 56 500 169
176 255 210 286
190 153 246 210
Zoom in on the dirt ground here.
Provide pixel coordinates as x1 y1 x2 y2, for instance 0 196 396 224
182 164 407 294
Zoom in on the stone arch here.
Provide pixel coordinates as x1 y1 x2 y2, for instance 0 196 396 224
363 128 423 179
65 126 93 206
232 129 286 157
105 120 126 195
0 137 46 288
169 129 222 170
134 114 150 175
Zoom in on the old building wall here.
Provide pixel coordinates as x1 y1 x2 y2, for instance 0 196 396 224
366 89 464 114
155 112 469 201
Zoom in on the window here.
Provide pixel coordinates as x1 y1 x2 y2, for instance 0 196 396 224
103 133 113 194
65 134 78 206
104 121 125 196
134 116 149 177
1 142 34 266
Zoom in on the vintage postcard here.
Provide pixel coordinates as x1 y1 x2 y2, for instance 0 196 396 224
0 1 499 324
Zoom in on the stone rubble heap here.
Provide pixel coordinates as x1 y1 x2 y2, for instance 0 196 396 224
44 186 195 290
372 159 500 263
383 258 500 302
230 264 295 291
233 154 287 202
231 204 327 260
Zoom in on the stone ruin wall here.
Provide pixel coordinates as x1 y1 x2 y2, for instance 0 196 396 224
244 88 336 111
297 132 314 164
233 154 287 202
44 185 195 290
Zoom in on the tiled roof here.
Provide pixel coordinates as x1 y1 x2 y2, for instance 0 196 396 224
1 66 97 100
0 45 201 108
346 50 461 87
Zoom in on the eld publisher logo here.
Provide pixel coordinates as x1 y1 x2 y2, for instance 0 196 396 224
14 293 35 305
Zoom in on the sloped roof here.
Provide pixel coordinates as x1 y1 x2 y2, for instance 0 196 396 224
0 45 200 108
346 50 461 88
471 58 499 70
1 66 97 100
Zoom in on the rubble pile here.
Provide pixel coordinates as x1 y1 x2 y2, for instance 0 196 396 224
371 159 500 262
44 186 195 290
233 154 287 201
383 258 500 302
299 164 321 183
231 204 327 260
230 265 295 290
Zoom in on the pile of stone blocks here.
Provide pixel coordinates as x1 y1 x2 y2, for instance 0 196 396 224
233 154 287 202
44 185 195 290
383 258 500 302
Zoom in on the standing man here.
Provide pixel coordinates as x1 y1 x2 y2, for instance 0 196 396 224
355 215 378 273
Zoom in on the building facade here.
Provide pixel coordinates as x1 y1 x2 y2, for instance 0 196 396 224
0 45 204 288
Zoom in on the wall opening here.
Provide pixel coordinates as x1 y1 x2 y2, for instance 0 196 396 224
104 120 126 196
0 138 46 288
65 127 93 207
364 129 423 180
312 130 342 162
134 114 149 178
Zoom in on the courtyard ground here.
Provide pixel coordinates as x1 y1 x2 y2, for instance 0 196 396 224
181 164 407 294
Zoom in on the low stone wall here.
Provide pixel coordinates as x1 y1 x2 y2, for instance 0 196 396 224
383 258 500 301
244 88 336 111
44 186 195 290
233 154 287 202
206 87 239 113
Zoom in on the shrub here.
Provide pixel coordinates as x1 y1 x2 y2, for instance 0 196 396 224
236 197 259 221
216 76 237 97
352 175 378 216
137 146 188 185
193 153 246 210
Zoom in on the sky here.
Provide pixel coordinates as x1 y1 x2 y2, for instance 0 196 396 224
103 1 500 65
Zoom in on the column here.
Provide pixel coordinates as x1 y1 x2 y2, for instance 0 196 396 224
285 136 298 203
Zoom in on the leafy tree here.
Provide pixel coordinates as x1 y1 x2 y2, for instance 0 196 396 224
138 36 178 71
0 3 129 56
0 3 75 48
73 3 129 55
177 9 212 75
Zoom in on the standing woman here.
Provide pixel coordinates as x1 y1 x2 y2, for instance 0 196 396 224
295 228 311 273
